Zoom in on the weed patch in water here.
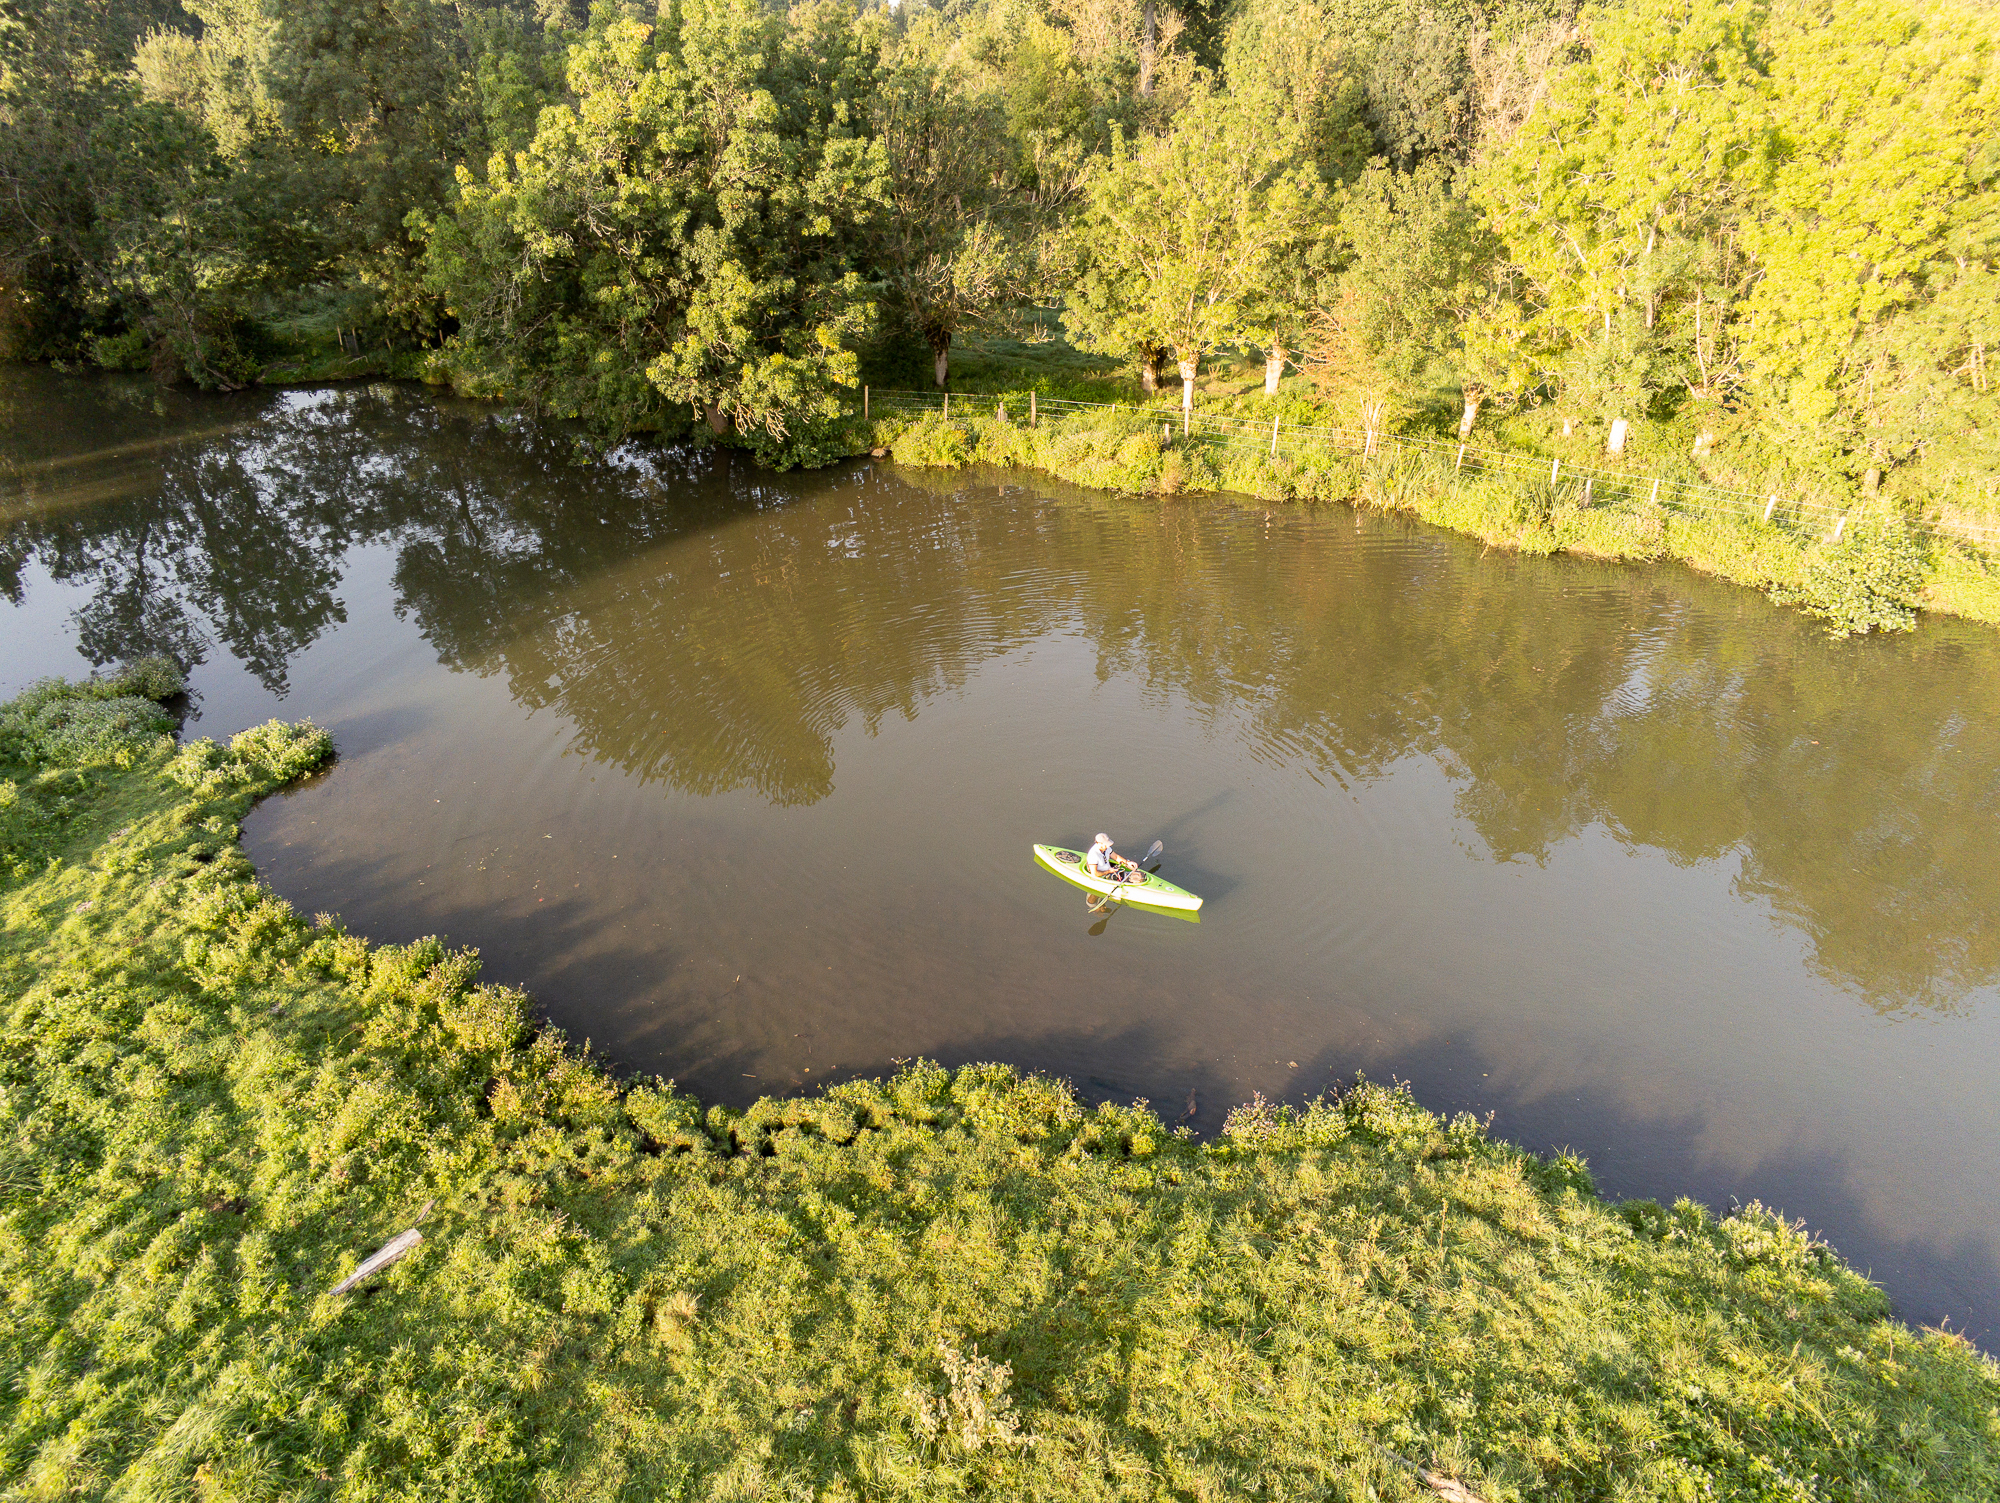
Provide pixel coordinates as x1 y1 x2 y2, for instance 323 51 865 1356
2 674 1996 1498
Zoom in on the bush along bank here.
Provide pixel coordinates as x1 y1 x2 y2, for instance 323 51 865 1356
2 672 1997 1501
864 400 2000 640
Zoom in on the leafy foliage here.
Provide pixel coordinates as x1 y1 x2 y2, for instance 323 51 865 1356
1769 518 1932 636
6 0 1992 529
420 3 884 463
869 49 1030 387
0 656 184 767
1063 89 1325 404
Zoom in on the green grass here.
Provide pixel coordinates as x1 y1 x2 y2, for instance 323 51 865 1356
3 675 1997 1499
859 328 2000 636
861 411 1997 638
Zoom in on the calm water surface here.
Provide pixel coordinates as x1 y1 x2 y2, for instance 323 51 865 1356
6 370 1999 1342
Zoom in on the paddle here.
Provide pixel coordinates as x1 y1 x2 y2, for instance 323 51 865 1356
1088 840 1163 913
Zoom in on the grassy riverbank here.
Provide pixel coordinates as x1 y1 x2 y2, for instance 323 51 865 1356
854 330 2000 638
4 674 1998 1500
865 398 2000 639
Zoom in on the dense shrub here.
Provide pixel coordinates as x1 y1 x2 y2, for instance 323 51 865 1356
1770 519 1932 637
0 655 183 766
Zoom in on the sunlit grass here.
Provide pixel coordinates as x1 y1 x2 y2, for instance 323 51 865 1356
858 327 2000 633
3 676 1997 1497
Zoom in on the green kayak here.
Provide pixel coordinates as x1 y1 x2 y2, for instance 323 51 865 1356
1032 844 1204 915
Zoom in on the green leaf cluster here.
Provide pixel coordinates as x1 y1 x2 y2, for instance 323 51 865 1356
1063 88 1326 402
421 1 886 464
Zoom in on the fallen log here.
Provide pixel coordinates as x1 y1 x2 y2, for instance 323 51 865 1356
1375 1446 1494 1503
329 1199 434 1296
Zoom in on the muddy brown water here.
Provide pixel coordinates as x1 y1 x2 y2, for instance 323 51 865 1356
6 370 1999 1343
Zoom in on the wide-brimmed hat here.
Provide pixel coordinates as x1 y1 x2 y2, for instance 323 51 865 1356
1094 833 1111 844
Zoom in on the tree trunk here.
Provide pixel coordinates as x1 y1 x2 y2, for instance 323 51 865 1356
705 402 729 435
1863 466 1882 498
1178 356 1197 413
1458 396 1481 440
1139 346 1163 394
1263 342 1284 397
932 333 951 390
1606 417 1629 455
1139 1 1157 97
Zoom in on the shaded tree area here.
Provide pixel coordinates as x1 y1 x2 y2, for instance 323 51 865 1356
3 0 1994 494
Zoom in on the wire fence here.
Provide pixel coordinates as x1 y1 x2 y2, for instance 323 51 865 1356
861 387 2000 553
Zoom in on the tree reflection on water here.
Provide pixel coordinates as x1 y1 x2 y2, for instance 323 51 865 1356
3 370 1996 1016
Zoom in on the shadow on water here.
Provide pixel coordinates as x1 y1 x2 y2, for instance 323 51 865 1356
6 372 1996 1020
8 368 2000 1343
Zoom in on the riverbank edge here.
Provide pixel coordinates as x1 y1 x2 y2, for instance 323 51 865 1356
4 675 1997 1497
857 404 2000 637
117 356 1999 635
222 353 1999 633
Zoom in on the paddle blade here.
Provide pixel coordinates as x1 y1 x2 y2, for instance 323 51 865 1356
1141 840 1163 865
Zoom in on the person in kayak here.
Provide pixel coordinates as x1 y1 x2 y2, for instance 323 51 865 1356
1085 833 1134 882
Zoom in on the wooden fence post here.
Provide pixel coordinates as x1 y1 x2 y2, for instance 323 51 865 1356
1583 476 1594 506
863 386 869 420
1182 403 1189 438
1832 515 1847 542
1648 476 1659 505
1454 443 1465 477
1271 412 1280 458
1551 457 1561 486
1030 391 1036 428
1763 496 1777 523
943 391 949 419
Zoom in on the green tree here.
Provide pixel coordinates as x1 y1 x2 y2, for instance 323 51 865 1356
1221 0 1374 187
421 2 886 463
0 0 266 380
1740 0 2000 492
1221 0 1372 393
868 57 1026 388
1306 159 1500 431
1470 0 1763 442
1064 91 1322 409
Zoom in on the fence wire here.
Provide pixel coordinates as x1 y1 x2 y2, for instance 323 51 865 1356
862 388 2000 551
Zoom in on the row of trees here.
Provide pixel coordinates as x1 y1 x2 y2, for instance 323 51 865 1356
3 0 1995 495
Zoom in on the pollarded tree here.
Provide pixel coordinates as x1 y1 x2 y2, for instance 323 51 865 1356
420 1 887 465
1063 90 1323 410
1303 160 1501 433
1221 0 1372 393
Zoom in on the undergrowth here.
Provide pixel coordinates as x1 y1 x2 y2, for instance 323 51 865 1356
2 673 1996 1500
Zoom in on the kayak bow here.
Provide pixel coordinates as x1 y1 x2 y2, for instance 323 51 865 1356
1032 844 1203 914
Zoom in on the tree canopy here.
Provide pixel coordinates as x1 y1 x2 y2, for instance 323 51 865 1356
1 0 1993 500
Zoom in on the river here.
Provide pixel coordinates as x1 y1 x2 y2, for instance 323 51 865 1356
5 369 1998 1343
